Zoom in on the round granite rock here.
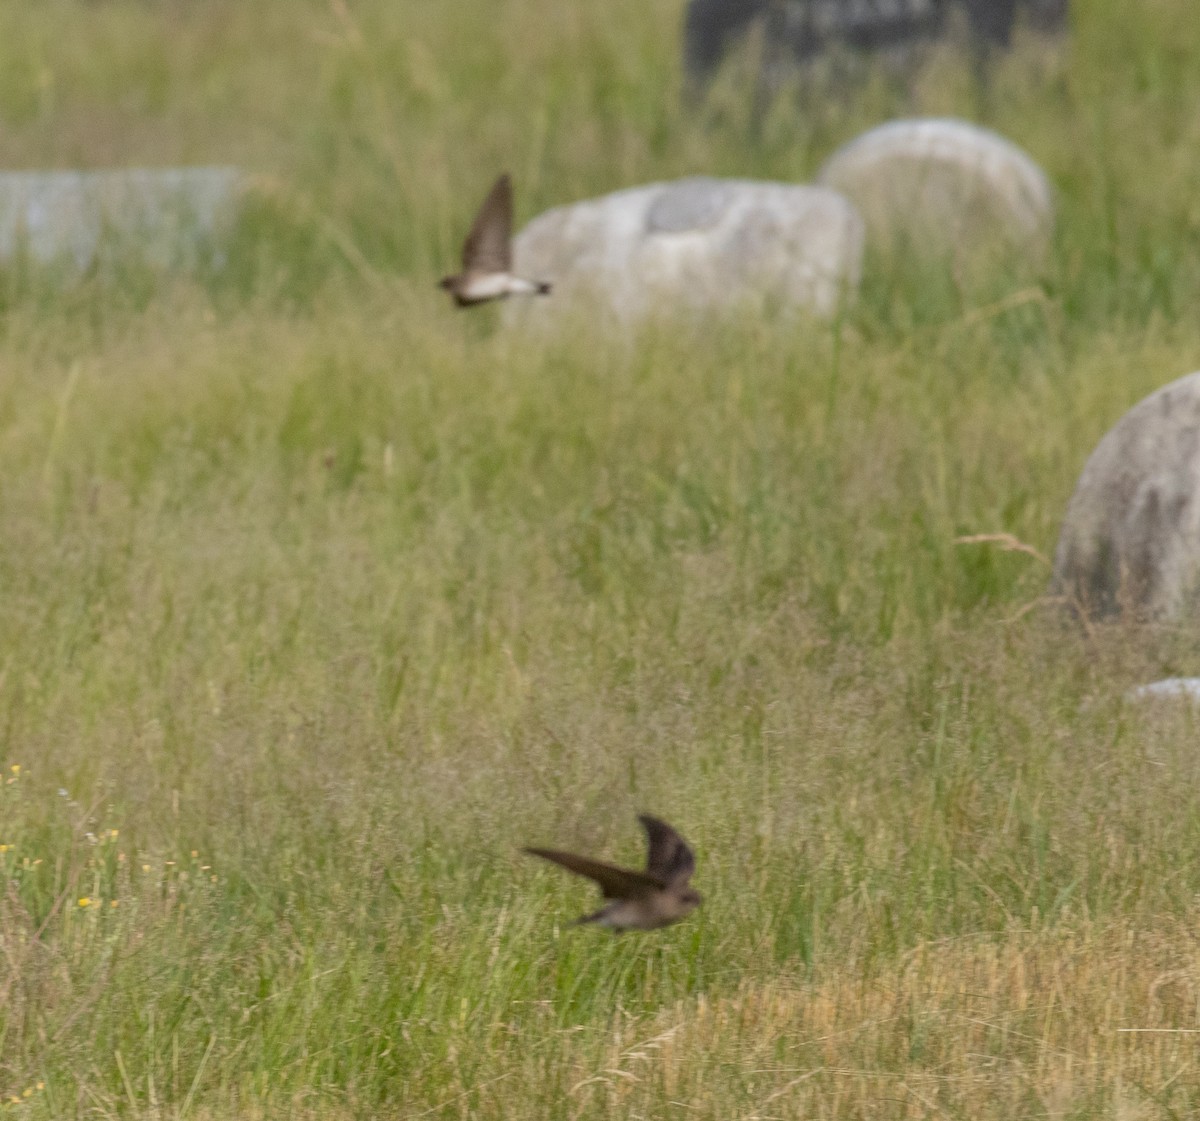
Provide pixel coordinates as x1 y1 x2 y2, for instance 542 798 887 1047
816 118 1054 260
1052 372 1200 620
507 176 864 325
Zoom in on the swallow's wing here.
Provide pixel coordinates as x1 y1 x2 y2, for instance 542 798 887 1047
639 815 695 887
524 848 666 899
461 173 513 273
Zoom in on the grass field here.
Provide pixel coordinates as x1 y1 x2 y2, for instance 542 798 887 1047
3 0 1200 1117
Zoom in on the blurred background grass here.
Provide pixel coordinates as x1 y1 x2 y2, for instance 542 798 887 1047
3 0 1200 1117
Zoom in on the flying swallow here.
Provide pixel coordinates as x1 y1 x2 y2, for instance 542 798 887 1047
524 814 701 932
439 173 551 307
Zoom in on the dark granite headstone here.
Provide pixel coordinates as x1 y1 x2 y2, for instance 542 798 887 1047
684 0 1068 90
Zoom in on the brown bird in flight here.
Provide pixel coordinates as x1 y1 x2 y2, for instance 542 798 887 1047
524 814 701 932
439 173 551 307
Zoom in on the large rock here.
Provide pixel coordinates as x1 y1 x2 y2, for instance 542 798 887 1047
816 118 1054 259
509 177 864 324
0 167 245 272
1052 372 1200 620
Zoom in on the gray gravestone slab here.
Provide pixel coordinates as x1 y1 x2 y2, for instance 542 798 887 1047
1127 678 1200 703
0 166 245 271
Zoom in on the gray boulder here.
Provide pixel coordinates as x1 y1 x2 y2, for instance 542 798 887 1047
816 118 1054 259
509 176 864 324
1052 372 1200 620
0 166 245 272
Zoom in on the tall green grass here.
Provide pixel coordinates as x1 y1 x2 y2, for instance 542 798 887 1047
3 0 1200 1116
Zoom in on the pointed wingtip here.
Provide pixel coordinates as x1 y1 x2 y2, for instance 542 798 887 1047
523 846 564 864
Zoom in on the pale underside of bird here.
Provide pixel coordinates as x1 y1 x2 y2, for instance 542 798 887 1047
524 814 701 932
439 172 552 307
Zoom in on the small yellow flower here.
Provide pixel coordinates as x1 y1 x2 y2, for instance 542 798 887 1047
110 900 119 909
191 850 199 859
110 829 119 839
142 864 151 873
0 844 8 853
10 764 19 775
78 897 91 908
36 1083 44 1091
22 1088 32 1098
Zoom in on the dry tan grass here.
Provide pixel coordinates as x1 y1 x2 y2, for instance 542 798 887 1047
595 924 1200 1117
